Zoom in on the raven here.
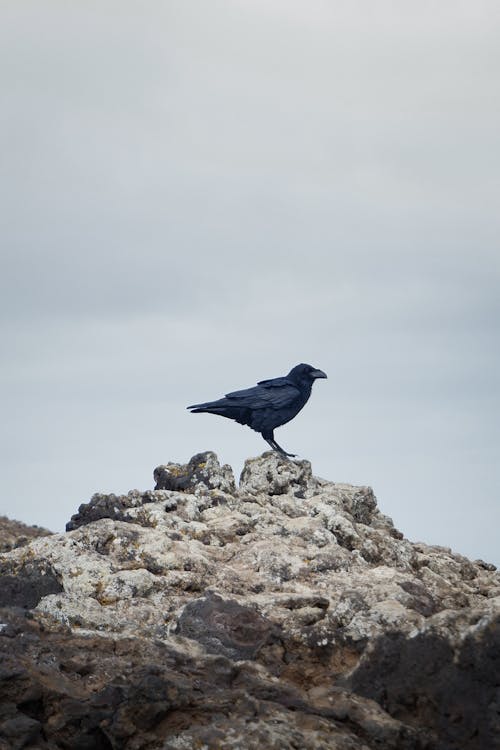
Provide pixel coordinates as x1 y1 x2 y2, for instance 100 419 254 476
187 363 327 457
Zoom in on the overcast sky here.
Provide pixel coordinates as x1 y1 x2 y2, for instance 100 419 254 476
1 1 499 565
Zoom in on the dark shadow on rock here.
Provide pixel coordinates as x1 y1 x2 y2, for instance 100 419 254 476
346 615 500 750
0 560 63 609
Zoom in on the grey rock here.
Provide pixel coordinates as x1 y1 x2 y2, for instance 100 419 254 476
154 451 236 494
239 450 316 496
65 489 172 531
0 451 498 750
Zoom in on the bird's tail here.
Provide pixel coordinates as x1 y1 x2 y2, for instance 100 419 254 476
187 398 248 424
187 398 230 415
188 406 224 414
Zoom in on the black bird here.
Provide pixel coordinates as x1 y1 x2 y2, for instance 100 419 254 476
187 363 327 457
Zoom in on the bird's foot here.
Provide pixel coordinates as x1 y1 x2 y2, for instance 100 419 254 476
276 449 296 459
264 436 297 459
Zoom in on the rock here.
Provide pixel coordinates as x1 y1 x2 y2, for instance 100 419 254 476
0 516 52 553
239 451 316 496
0 558 63 609
0 711 42 750
154 451 236 494
0 451 499 750
175 592 279 660
348 611 500 750
65 489 172 531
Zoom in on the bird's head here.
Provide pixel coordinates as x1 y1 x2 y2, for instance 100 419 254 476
288 363 327 386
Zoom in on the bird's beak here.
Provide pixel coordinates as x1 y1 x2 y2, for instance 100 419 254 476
311 369 327 379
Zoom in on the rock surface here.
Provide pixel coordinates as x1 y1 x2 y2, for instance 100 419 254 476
0 516 52 553
1 451 499 750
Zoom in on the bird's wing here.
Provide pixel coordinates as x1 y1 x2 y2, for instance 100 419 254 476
256 376 291 387
225 379 300 410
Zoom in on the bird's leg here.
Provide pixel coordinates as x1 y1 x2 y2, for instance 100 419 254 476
265 437 290 456
263 431 296 459
272 438 297 458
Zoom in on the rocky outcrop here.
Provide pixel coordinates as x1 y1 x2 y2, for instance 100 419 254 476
1 452 498 750
0 516 52 553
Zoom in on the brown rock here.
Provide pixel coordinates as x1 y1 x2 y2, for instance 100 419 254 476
0 516 52 553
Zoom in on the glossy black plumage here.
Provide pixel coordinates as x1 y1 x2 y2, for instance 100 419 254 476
187 363 327 457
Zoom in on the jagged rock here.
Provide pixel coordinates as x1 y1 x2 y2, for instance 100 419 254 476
65 489 173 531
0 516 52 553
0 558 63 609
0 451 498 750
175 591 279 660
239 451 316 496
347 611 500 750
153 451 236 494
66 453 236 532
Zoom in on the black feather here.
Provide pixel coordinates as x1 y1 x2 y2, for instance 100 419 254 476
187 363 327 457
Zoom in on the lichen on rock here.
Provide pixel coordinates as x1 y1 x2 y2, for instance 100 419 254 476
0 451 498 750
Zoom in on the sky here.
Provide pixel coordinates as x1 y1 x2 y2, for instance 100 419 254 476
1 1 499 565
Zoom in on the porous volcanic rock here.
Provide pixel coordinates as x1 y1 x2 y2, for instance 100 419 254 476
0 451 498 750
0 516 52 553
